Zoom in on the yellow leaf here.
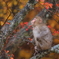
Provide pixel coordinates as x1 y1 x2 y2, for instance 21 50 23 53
7 2 12 7
0 21 4 26
0 14 3 17
13 1 17 5
8 15 13 20
14 10 17 12
19 5 24 9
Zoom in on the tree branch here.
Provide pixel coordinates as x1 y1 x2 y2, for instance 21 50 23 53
30 44 59 59
5 8 47 54
0 0 37 51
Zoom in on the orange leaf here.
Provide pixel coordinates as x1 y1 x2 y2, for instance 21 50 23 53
44 2 53 9
56 4 59 7
53 38 59 44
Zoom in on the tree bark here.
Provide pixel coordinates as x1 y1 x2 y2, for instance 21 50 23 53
5 8 46 54
30 44 59 59
0 0 37 51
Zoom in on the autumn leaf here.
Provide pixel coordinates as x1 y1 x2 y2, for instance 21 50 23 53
56 4 59 7
39 1 53 9
36 0 45 2
44 2 53 9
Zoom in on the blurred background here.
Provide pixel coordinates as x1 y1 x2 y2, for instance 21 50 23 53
0 0 59 59
0 0 28 27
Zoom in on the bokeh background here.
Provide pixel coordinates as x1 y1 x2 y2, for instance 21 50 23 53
0 0 59 59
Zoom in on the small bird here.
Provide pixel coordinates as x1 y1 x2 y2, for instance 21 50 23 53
31 16 53 53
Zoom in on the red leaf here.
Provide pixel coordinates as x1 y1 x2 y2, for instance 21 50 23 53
26 28 28 31
36 0 45 2
56 4 59 7
20 22 24 26
23 22 28 25
44 2 53 9
6 22 10 24
47 25 51 28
